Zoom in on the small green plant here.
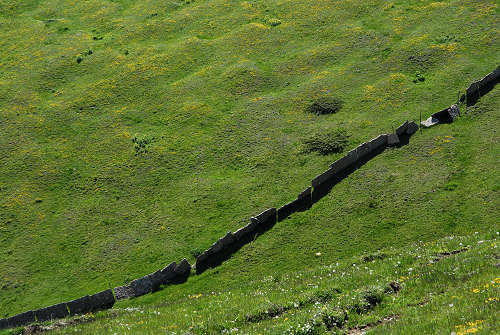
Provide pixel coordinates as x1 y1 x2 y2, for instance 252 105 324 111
132 134 154 155
190 248 203 259
413 71 425 83
303 129 350 155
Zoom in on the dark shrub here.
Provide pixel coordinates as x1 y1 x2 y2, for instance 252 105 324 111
307 97 343 115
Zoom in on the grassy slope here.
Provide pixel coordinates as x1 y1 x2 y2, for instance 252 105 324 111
0 0 498 329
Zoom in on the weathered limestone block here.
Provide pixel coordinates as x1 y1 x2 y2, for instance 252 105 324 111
130 276 153 297
234 222 257 240
387 133 400 147
406 121 418 136
0 318 8 329
396 121 408 136
330 150 357 173
88 289 115 310
35 303 68 322
355 142 371 160
465 65 500 106
173 258 191 282
368 134 388 151
211 232 235 254
67 295 91 315
312 167 336 188
421 116 439 128
114 285 134 300
6 310 35 328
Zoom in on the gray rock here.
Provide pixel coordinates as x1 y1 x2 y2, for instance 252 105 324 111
298 186 311 199
130 276 153 297
7 310 35 328
368 134 387 151
449 104 460 119
312 167 336 188
355 142 371 160
147 269 165 292
234 221 258 240
159 261 177 284
174 258 191 277
0 318 8 330
421 116 439 128
114 285 134 300
34 303 68 322
251 208 276 225
387 133 400 147
396 121 408 136
406 121 418 136
330 150 357 172
88 289 115 310
211 232 235 254
67 295 91 315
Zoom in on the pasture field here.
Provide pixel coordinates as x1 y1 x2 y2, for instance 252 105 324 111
0 0 498 333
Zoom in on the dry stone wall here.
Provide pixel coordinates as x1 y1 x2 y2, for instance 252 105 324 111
1 65 498 330
0 259 189 329
461 64 500 106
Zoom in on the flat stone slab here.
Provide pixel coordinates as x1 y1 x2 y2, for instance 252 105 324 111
88 289 115 310
211 232 235 254
234 221 258 240
368 134 387 151
130 276 153 297
7 310 35 328
406 121 418 135
330 150 357 172
355 142 371 160
421 116 439 128
0 317 8 330
67 295 91 315
312 167 336 188
396 121 409 136
387 133 400 147
251 208 276 224
35 303 68 322
174 258 191 278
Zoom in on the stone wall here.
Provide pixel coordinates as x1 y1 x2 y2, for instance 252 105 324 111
461 64 500 106
0 259 190 329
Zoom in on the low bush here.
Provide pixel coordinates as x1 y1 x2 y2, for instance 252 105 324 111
307 97 343 115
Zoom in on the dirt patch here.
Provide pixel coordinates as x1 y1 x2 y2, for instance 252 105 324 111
346 314 399 335
21 315 95 334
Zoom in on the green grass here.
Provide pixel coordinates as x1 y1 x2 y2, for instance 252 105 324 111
4 230 499 334
0 0 499 333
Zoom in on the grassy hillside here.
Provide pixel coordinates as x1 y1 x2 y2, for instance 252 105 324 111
7 230 498 334
0 0 499 331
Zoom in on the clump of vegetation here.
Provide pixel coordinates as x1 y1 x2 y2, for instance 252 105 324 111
132 134 154 155
264 16 281 27
321 309 348 330
349 286 385 314
413 71 425 83
307 97 343 115
303 128 350 155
